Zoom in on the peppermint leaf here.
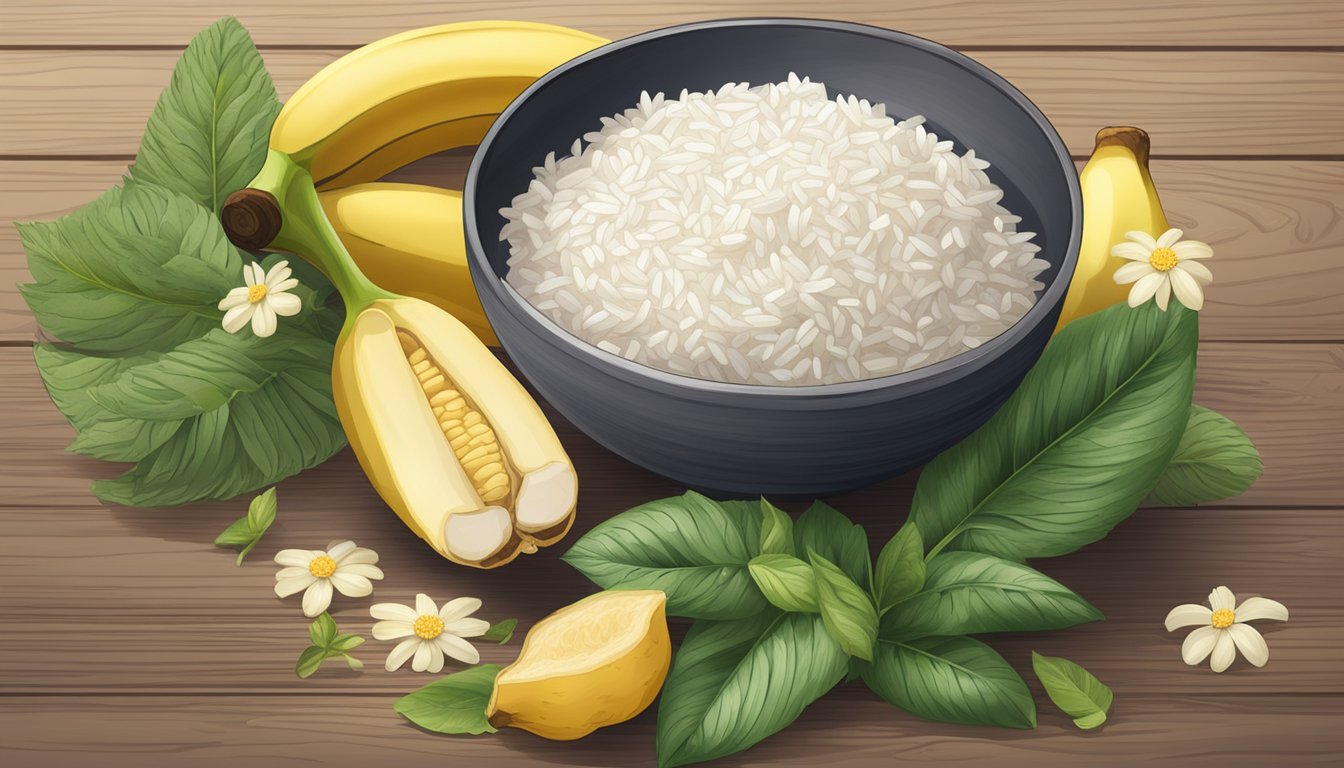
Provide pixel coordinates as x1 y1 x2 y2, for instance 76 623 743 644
396 665 502 735
1031 651 1113 730
127 17 279 214
809 550 879 661
309 613 339 647
794 501 870 590
758 499 795 556
481 619 518 644
874 521 925 613
1148 404 1263 506
865 635 1036 729
748 554 819 613
295 646 329 679
213 486 277 564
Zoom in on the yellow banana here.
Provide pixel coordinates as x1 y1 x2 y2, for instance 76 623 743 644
1054 126 1170 332
269 21 607 189
319 183 497 346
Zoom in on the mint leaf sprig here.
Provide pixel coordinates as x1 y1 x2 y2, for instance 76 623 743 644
213 486 277 565
296 613 364 679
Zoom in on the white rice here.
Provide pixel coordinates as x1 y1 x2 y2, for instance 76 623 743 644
501 74 1046 386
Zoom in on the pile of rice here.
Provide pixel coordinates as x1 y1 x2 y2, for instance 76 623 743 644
501 74 1046 386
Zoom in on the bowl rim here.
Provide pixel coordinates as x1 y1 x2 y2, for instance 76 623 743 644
464 17 1082 398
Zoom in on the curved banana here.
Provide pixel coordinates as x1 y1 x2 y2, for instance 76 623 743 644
320 183 497 346
270 21 607 188
1054 126 1170 332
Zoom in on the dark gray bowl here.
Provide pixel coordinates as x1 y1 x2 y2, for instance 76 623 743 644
464 18 1080 496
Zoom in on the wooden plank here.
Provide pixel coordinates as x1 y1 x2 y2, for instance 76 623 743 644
2 0 1342 47
3 158 1342 344
0 693 1340 768
2 50 1342 157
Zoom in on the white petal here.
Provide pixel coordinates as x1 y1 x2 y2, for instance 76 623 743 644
439 597 482 622
338 563 384 580
1210 630 1237 672
426 642 446 674
1176 260 1213 284
330 572 373 598
1235 596 1289 624
217 286 251 310
1228 623 1269 667
326 541 357 561
268 292 303 316
1157 228 1184 249
1113 261 1153 285
445 617 491 638
370 602 418 622
264 262 292 288
269 278 300 294
1181 625 1219 665
274 574 316 598
415 593 438 616
336 547 380 566
275 566 310 580
251 303 278 338
1125 231 1159 251
1169 266 1204 310
274 549 315 567
385 638 419 672
436 633 481 665
1165 603 1213 631
372 620 414 641
1154 276 1172 310
411 641 433 672
1111 242 1152 261
1172 240 1214 260
1128 272 1165 307
1210 586 1237 612
243 263 261 287
221 303 254 333
302 579 334 617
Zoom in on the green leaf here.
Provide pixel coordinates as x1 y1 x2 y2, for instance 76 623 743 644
329 634 365 653
874 521 925 613
865 636 1036 729
809 550 879 662
338 652 364 671
309 613 338 647
395 665 502 735
1148 404 1263 506
127 17 279 214
748 554 819 613
656 612 847 768
481 619 518 644
879 552 1101 641
911 302 1198 561
295 646 329 679
1031 651 1113 730
562 491 768 619
794 501 870 590
213 486 277 564
758 499 795 556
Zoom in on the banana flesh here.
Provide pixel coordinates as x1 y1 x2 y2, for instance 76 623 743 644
1054 126 1170 332
334 297 578 568
270 21 608 188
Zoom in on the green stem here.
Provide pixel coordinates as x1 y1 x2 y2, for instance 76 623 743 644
248 150 395 317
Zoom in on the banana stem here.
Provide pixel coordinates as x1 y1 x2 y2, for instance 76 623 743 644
223 150 395 315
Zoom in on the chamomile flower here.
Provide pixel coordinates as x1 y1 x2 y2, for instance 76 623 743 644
274 540 384 617
370 593 490 673
1112 228 1213 311
218 260 302 338
1165 586 1288 672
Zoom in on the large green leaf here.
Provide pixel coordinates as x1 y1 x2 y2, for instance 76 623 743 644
563 492 768 619
127 17 280 214
864 635 1036 729
1148 404 1263 506
879 552 1101 640
794 501 871 589
395 665 501 735
911 302 1198 561
656 612 848 768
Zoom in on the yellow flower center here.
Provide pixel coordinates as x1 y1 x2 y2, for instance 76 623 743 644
248 283 269 304
1148 247 1179 272
308 555 337 578
1210 608 1235 629
413 614 445 640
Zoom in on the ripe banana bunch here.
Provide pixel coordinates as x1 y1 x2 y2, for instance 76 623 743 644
1054 126 1170 332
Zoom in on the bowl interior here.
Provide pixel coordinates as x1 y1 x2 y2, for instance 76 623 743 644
467 19 1078 388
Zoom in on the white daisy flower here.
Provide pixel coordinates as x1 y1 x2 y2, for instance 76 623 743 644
274 540 384 617
1111 228 1214 311
371 593 490 673
1165 586 1288 672
218 260 303 338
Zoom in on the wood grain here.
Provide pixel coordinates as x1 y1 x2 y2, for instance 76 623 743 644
3 49 1342 157
3 158 1342 344
2 0 1342 47
0 693 1340 768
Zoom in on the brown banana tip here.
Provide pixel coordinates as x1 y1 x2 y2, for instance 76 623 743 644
1093 127 1151 166
221 188 283 252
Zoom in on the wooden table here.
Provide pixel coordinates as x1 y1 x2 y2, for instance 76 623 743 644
2 2 1341 765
